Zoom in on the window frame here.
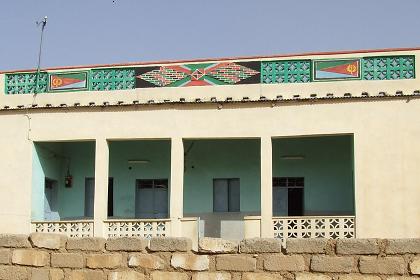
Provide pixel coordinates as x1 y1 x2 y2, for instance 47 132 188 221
273 177 304 216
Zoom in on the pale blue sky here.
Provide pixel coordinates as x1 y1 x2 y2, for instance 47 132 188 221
1 0 420 71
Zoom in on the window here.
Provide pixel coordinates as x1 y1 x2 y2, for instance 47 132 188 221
213 178 240 212
135 179 168 219
273 177 304 216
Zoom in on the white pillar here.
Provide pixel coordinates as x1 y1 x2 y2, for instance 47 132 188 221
93 139 109 238
260 136 273 238
170 137 184 237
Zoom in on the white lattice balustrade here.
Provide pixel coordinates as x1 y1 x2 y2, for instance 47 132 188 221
104 219 170 238
273 216 355 244
32 221 94 237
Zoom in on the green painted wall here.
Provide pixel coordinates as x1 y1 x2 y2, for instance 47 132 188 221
109 140 171 218
31 142 95 220
32 143 63 220
183 139 261 214
57 142 95 219
32 136 353 220
272 135 354 215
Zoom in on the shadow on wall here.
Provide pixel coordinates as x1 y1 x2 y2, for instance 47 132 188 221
32 141 95 221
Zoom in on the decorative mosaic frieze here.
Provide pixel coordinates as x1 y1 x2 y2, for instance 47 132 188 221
261 60 311 84
136 62 260 88
3 54 418 95
5 72 48 94
362 56 415 80
90 68 136 91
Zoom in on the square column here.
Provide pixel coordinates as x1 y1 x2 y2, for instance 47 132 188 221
170 137 184 236
93 139 109 237
261 136 273 237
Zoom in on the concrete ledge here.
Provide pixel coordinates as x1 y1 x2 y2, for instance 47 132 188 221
171 254 209 271
198 238 238 254
106 237 148 252
51 253 84 268
240 238 282 253
336 239 380 255
386 239 420 254
149 237 192 252
216 255 257 272
0 234 31 248
264 255 306 271
286 238 329 254
66 237 105 251
11 249 49 267
359 256 406 275
311 255 357 273
0 234 418 278
29 233 67 250
108 270 146 280
86 253 123 269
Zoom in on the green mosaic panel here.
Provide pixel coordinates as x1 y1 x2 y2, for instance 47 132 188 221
90 68 135 91
261 60 311 83
5 72 48 94
362 56 415 80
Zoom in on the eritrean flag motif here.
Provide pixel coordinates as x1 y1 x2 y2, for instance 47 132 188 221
49 72 88 91
314 59 360 81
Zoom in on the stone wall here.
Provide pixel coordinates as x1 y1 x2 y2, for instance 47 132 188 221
0 234 419 280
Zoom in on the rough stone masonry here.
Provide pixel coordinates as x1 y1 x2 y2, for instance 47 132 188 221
0 233 419 279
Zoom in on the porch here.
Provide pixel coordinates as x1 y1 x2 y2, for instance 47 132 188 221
31 136 355 244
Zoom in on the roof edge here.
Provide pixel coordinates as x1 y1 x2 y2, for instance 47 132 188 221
2 46 420 74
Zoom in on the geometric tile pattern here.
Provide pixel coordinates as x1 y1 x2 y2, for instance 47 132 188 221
261 60 311 84
5 72 48 94
362 56 415 80
139 67 188 87
90 68 136 91
207 62 260 84
136 62 260 88
273 216 355 245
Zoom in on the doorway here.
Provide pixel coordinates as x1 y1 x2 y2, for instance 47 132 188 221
273 177 304 216
44 178 59 220
84 177 114 218
135 179 168 219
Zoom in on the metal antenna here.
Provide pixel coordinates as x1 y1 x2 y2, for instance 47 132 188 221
35 16 47 94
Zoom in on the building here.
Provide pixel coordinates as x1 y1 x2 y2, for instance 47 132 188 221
0 47 419 247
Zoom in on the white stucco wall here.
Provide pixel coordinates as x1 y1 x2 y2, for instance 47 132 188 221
0 48 419 238
0 98 419 238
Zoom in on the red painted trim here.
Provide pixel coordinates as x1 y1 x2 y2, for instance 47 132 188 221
1 46 420 74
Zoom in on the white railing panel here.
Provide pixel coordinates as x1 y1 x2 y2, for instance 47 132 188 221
104 219 170 239
32 220 94 238
273 216 355 244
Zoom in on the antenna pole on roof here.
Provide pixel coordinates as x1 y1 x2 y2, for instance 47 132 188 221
35 16 47 94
